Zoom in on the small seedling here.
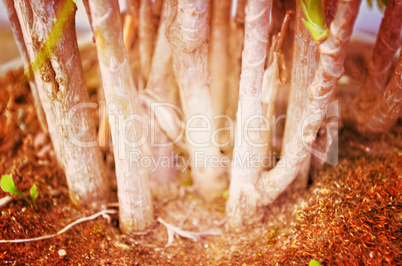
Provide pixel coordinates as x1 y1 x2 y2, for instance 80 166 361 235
1 174 38 208
30 184 39 208
309 259 323 266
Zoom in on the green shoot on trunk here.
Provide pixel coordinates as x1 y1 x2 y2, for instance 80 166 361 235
299 0 329 43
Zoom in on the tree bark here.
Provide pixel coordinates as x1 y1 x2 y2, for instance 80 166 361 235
262 11 291 154
281 3 319 188
166 0 228 200
14 0 110 208
226 0 273 229
209 0 231 146
350 0 402 113
146 1 177 103
139 0 156 87
140 1 179 200
351 51 402 134
88 0 154 232
3 0 48 134
227 0 361 230
124 0 139 50
227 0 247 123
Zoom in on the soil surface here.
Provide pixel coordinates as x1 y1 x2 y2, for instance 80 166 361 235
0 51 401 265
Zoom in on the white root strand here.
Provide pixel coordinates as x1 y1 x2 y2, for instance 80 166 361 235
0 196 12 208
0 210 117 244
157 218 221 247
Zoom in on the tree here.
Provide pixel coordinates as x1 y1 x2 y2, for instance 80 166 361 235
5 0 401 234
348 0 402 133
281 1 318 190
86 0 153 232
13 0 109 208
165 0 228 200
226 0 362 230
209 0 231 145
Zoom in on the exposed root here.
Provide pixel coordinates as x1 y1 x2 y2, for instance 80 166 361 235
157 218 221 247
0 210 117 243
0 196 12 208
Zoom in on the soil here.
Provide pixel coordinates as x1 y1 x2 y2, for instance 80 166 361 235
0 48 401 265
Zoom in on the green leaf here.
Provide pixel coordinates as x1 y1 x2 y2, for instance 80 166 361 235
299 0 329 43
30 185 39 209
302 19 329 44
309 259 323 266
1 175 21 196
1 174 32 207
305 0 326 28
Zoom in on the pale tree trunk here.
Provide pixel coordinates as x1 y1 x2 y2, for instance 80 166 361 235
3 0 48 134
352 51 402 134
350 0 402 110
140 1 185 156
139 0 156 88
146 0 177 103
227 0 361 230
227 0 247 124
88 0 154 232
140 0 179 200
209 0 230 146
281 3 319 188
166 0 228 200
227 0 273 229
262 11 291 154
14 0 109 208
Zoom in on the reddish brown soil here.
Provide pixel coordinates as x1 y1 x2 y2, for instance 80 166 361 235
0 65 401 265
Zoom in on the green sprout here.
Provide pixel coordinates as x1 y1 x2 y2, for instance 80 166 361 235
299 0 329 43
309 259 323 266
1 174 39 209
30 184 39 208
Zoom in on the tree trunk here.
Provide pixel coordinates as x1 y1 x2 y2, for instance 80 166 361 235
124 0 139 51
166 0 228 200
139 0 156 88
281 3 319 189
146 1 177 103
352 51 402 134
209 0 230 146
153 0 164 17
262 11 291 154
226 0 273 230
227 0 246 125
350 0 402 111
227 0 361 230
88 0 154 232
140 1 179 200
3 0 48 134
14 0 110 208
